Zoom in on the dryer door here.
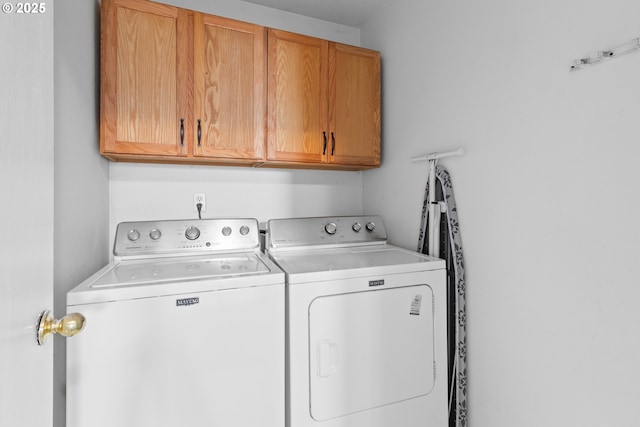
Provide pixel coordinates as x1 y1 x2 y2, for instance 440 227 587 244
308 285 435 421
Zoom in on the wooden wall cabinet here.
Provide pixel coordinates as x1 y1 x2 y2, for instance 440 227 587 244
100 0 266 165
193 13 266 163
100 0 380 170
267 29 380 169
101 0 189 159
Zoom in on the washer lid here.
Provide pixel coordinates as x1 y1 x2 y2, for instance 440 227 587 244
68 252 284 305
94 253 271 287
269 245 444 283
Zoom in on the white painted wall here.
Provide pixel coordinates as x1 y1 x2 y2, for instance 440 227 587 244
108 0 364 244
53 1 109 427
165 0 360 44
109 164 363 236
362 0 640 425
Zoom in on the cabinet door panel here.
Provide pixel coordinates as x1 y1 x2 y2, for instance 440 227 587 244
329 43 381 167
194 14 266 160
101 0 190 157
267 30 328 163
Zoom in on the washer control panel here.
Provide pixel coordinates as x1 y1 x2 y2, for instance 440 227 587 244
114 218 260 257
267 216 387 249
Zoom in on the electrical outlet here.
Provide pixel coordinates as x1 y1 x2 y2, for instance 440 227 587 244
193 193 206 212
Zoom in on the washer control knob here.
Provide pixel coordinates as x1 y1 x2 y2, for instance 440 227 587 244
239 225 250 236
222 226 232 237
185 226 200 240
352 222 362 232
324 222 337 235
149 229 162 240
127 229 141 241
366 222 376 232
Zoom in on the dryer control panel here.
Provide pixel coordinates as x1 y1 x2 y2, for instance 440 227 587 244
113 218 260 258
267 216 387 250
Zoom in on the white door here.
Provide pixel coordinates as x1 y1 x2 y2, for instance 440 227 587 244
0 2 55 426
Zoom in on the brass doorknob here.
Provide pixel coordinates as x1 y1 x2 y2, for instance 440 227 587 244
36 310 86 346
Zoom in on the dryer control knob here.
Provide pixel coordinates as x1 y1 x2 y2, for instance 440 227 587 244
185 226 201 240
366 222 375 232
127 229 141 241
149 229 162 240
239 225 250 236
324 222 337 235
352 222 362 232
222 226 232 237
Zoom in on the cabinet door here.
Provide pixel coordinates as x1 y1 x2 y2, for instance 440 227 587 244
194 14 266 161
267 29 328 163
329 43 381 167
101 0 191 158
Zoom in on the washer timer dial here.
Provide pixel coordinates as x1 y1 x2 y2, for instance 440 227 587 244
185 226 201 240
324 222 338 235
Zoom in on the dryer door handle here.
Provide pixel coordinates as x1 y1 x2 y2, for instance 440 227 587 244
317 340 339 377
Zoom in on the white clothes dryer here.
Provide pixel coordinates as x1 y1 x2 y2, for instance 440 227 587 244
67 218 284 427
266 216 448 427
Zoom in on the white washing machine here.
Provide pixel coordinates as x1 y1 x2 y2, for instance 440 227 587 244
67 218 284 427
266 216 448 427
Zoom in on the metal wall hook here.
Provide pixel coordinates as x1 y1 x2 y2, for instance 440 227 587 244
570 38 640 71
